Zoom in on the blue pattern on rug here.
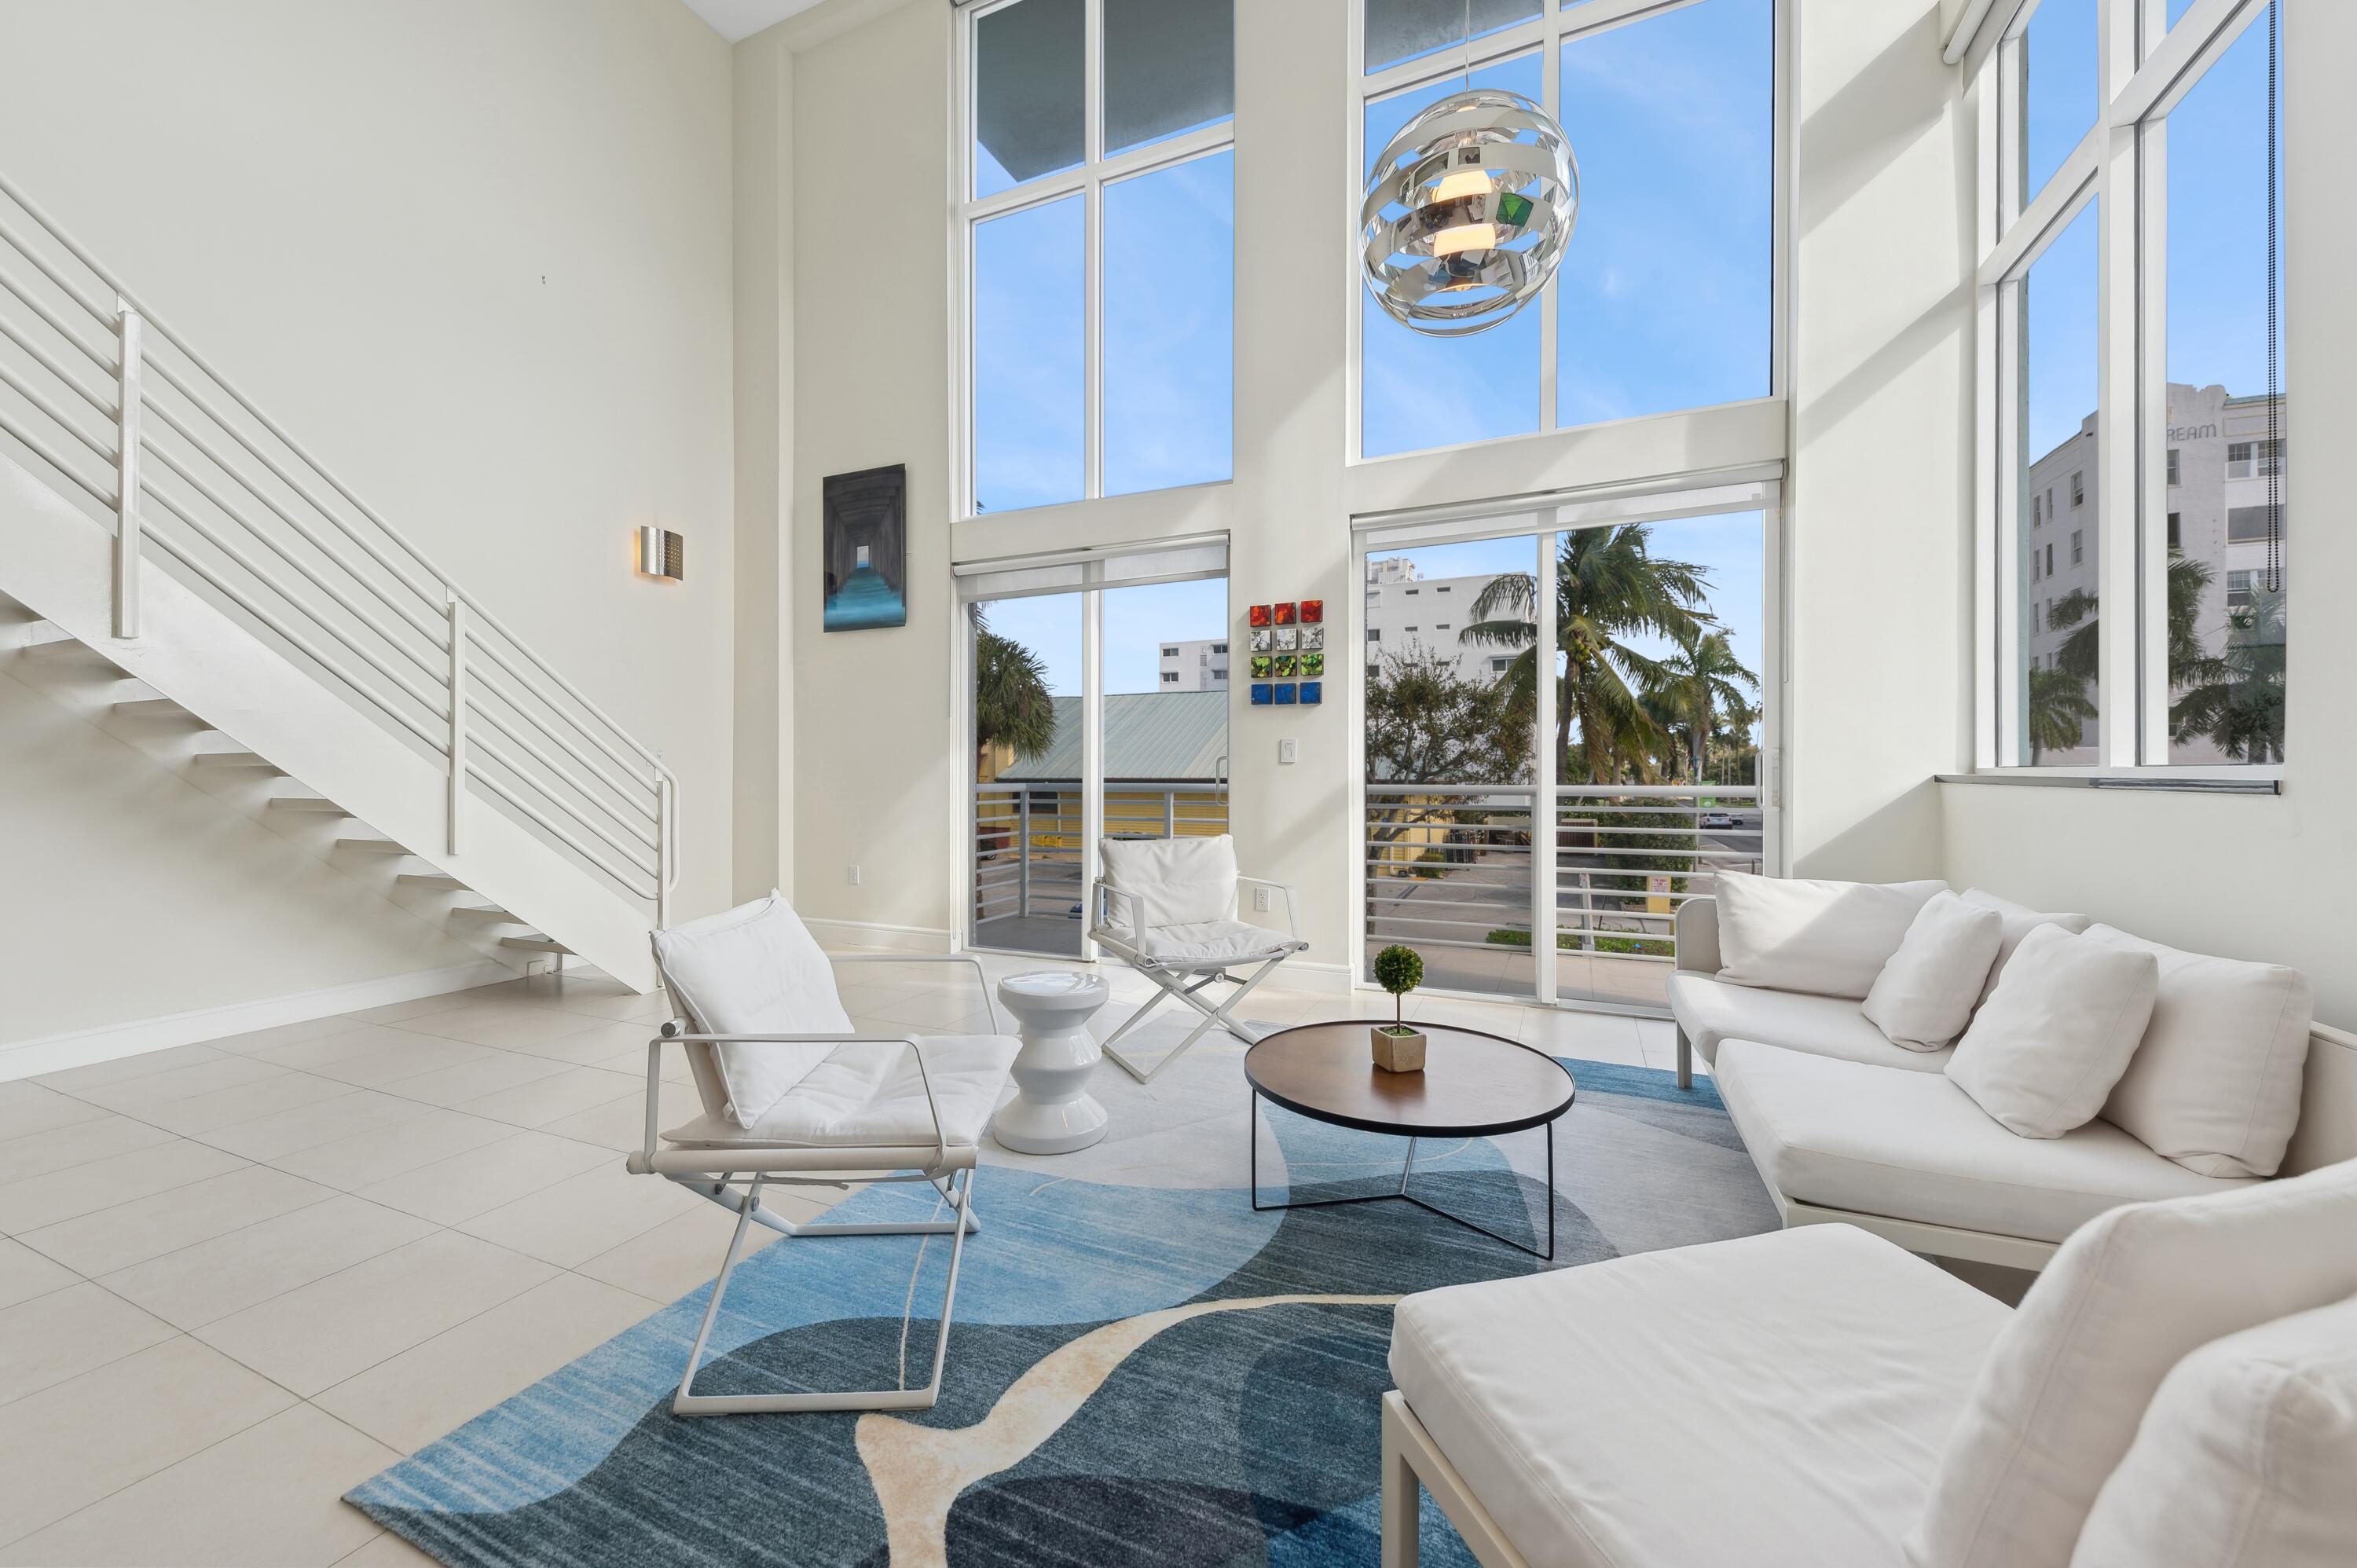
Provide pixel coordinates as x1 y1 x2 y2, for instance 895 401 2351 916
349 1056 1770 1566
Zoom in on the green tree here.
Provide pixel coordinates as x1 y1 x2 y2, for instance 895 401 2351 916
1363 643 1523 790
1647 626 1758 783
1458 525 1714 784
973 610 1055 776
2026 664 2099 763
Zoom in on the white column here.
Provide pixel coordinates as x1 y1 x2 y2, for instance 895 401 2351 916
1081 583 1105 960
1532 528 1559 1004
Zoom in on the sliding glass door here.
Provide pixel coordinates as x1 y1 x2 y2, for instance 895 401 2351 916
963 542 1229 959
1362 494 1776 1012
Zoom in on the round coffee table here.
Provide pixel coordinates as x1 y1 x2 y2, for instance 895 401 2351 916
1243 1020 1575 1258
992 971 1112 1154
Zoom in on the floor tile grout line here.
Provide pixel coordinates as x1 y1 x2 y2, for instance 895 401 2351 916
16 1184 346 1289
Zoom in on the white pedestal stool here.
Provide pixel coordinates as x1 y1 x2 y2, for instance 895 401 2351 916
992 971 1112 1155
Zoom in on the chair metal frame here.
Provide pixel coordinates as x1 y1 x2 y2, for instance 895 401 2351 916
1088 874 1305 1084
625 952 1007 1416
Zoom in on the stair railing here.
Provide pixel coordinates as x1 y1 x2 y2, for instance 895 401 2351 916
0 170 676 928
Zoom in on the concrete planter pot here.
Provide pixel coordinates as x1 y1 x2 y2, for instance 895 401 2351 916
1370 1024 1427 1073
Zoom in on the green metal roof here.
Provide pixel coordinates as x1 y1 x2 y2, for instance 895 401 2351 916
998 691 1229 782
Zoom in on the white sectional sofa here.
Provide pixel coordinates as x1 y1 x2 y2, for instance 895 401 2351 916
1668 887 2356 1269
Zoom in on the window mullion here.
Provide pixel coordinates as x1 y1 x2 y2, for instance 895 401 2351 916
1994 273 2025 768
1536 13 1560 435
2133 115 2170 763
2094 0 2140 768
1083 0 1104 500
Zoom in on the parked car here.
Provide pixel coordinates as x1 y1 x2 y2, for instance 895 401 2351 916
1699 811 1739 830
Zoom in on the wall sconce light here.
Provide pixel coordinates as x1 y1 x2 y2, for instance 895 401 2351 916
636 526 684 583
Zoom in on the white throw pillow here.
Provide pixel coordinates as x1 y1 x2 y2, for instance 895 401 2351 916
2069 1292 2357 1568
2082 924 2314 1179
1100 833 1239 929
651 891 855 1128
1959 889 2094 1007
1944 925 2158 1138
1909 1161 2357 1568
1862 891 2005 1050
1713 871 1947 1000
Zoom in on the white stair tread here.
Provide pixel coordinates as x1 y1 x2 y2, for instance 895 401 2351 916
191 751 279 771
447 905 523 925
337 838 412 855
395 873 469 892
265 797 350 815
112 696 189 716
500 934 570 954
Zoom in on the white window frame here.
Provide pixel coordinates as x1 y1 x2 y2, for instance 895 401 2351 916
952 0 1237 522
1970 0 2284 775
1344 0 1791 466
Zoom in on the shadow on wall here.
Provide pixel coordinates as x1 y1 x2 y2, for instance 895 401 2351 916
1795 4 1953 242
1792 776 1944 882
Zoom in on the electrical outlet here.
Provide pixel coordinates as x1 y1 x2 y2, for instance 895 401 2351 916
846 864 862 886
1278 738 1298 764
1254 886 1272 912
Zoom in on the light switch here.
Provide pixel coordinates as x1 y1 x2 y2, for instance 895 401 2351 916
1278 738 1299 765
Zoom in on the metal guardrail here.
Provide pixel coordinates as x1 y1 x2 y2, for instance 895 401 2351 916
1366 782 1764 968
973 779 1228 930
0 170 676 920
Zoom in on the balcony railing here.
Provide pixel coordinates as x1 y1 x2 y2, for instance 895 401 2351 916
973 779 1228 951
1366 782 1764 1006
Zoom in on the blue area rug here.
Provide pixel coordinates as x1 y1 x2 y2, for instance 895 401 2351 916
348 1055 1772 1566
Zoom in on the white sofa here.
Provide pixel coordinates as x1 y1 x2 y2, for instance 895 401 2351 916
1383 1164 2357 1568
1669 892 2357 1269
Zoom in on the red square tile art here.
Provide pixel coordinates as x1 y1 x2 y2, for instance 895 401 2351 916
1299 599 1324 624
1273 601 1297 625
1248 604 1272 628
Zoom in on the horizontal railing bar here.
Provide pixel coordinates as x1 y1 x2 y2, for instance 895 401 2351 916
140 524 448 757
465 665 659 824
0 216 116 334
0 358 112 462
0 313 115 419
464 625 658 786
465 756 653 899
0 404 115 508
0 262 117 373
464 727 659 875
464 692 658 848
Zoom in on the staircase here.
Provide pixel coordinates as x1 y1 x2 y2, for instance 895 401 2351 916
0 171 673 991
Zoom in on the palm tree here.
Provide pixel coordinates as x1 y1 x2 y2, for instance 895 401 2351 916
1648 626 1758 783
1458 525 1714 784
973 610 1055 781
2026 665 2098 763
2043 550 2285 760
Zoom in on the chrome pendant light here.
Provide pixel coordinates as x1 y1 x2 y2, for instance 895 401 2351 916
1360 5 1579 337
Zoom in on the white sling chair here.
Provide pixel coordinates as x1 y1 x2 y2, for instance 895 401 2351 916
625 892 1018 1416
1088 833 1305 1084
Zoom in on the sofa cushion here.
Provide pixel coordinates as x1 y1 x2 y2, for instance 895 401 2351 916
1713 872 1947 1000
1945 925 2158 1139
2069 1291 2357 1568
2082 924 2313 1179
1715 1041 2245 1245
1391 1225 2008 1568
651 891 853 1128
1668 970 1950 1072
662 1034 1017 1152
1099 833 1238 929
1863 891 2004 1050
1911 1161 2357 1568
1958 890 2093 1008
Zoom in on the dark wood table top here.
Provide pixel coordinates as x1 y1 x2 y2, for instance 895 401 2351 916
1244 1020 1575 1138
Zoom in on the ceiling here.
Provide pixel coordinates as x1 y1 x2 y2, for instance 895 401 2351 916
680 0 830 43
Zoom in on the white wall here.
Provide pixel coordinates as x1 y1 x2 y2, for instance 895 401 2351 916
1943 0 2357 1025
0 0 737 1042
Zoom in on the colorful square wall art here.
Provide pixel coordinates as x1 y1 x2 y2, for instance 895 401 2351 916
1274 626 1297 651
1273 654 1297 678
1251 628 1273 653
1248 604 1272 628
1272 601 1297 625
1299 680 1322 705
1299 599 1324 624
1301 625 1323 651
1302 652 1325 678
1250 654 1273 680
1274 683 1298 704
820 464 907 632
1250 683 1274 705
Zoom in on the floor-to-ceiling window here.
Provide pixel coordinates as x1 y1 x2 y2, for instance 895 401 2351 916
1360 487 1776 1012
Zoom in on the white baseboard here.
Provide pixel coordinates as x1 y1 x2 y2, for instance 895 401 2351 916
806 916 955 954
1279 958 1354 995
0 958 518 1083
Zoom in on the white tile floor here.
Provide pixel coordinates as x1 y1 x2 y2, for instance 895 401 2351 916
0 954 1674 1564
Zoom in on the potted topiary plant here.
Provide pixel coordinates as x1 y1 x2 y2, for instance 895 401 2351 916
1370 943 1427 1072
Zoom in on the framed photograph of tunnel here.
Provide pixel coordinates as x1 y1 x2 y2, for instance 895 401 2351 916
822 464 909 632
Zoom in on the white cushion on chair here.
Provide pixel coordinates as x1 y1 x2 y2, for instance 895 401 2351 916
1391 1225 2008 1568
1134 918 1296 966
651 891 855 1129
1100 833 1238 929
1713 871 1948 1000
662 1035 1018 1152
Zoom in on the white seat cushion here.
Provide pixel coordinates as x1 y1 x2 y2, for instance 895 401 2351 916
2069 1291 2357 1568
1912 1160 2357 1568
662 1035 1017 1152
1112 918 1299 966
1712 871 1947 999
1668 970 1950 1072
651 891 853 1128
1715 1041 2247 1244
1391 1225 2010 1568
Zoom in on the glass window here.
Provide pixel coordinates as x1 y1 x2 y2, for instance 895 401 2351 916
2014 199 2099 764
1104 150 1234 496
971 592 1085 957
1104 0 1233 154
973 0 1084 200
1362 51 1545 457
1556 0 1772 427
2018 0 2098 207
1365 0 1541 74
973 195 1085 512
2161 6 2282 764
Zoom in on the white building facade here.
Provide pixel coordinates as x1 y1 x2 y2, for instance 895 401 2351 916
1157 638 1230 691
1363 559 1512 684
